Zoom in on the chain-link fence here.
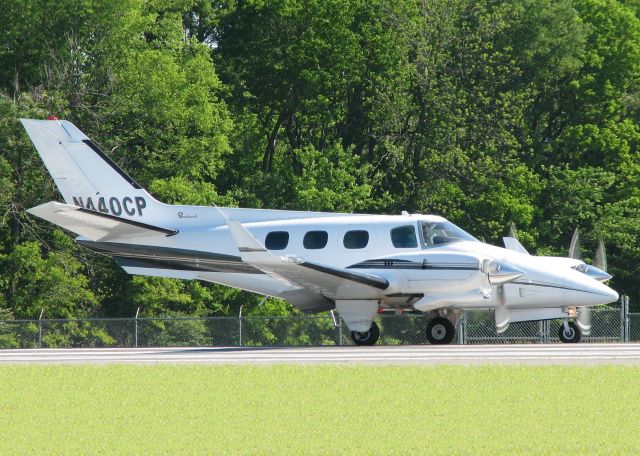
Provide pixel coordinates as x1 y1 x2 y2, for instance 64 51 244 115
0 298 635 349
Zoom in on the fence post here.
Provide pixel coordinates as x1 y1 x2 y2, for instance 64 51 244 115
620 297 625 342
38 309 44 348
541 320 550 344
238 305 244 347
624 295 630 343
458 312 466 345
330 310 342 346
134 307 140 348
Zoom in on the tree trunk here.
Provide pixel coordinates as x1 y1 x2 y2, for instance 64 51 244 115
262 111 288 173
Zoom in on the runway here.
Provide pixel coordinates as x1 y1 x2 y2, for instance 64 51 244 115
2 344 640 365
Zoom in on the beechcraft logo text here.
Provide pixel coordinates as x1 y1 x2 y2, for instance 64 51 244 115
72 196 147 216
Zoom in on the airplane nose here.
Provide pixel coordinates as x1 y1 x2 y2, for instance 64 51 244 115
606 286 619 303
564 272 619 306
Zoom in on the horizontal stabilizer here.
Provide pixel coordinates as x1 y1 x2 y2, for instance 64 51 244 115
27 202 177 242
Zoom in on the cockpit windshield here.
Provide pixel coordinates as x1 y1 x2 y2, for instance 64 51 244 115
420 221 478 247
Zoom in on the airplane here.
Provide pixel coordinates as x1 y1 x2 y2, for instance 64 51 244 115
21 117 619 345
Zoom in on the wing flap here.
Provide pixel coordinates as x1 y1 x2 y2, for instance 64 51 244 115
27 201 177 241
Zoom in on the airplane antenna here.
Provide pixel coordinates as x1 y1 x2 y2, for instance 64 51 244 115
211 201 229 222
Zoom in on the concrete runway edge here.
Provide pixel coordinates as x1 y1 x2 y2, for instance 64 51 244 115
2 344 640 365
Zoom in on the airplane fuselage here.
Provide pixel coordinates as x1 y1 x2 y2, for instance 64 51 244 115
77 210 618 318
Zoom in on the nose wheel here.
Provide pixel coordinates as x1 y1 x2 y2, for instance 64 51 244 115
559 321 582 343
426 317 456 345
351 322 380 346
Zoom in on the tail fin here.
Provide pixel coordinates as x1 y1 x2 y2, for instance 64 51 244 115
21 118 164 222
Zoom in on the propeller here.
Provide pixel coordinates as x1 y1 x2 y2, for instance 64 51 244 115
568 229 591 335
494 223 522 333
593 239 607 273
578 238 613 335
569 228 582 261
570 230 613 335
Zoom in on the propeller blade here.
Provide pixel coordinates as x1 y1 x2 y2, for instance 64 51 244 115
580 240 610 336
507 223 517 239
593 239 607 272
570 229 589 334
576 307 591 335
568 228 582 260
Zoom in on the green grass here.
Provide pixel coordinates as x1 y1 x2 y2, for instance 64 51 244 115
1 365 639 455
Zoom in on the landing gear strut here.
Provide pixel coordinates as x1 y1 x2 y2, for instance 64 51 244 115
351 321 380 346
426 317 456 345
559 320 581 343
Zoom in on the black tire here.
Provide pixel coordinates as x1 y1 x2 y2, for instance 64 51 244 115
351 321 380 346
559 321 582 343
426 317 456 345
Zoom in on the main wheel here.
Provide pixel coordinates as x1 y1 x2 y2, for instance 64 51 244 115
351 321 380 346
559 321 582 343
426 317 456 345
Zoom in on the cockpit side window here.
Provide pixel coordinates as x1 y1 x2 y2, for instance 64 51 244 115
420 221 477 247
391 225 418 248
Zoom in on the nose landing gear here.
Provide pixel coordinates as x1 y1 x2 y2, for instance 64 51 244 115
559 320 582 343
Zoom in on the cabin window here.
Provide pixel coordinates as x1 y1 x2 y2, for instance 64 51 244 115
303 230 328 249
391 225 418 248
265 231 289 250
343 230 369 249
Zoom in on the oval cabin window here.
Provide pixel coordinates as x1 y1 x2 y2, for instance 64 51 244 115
265 231 289 250
343 230 369 249
303 231 328 249
391 225 417 248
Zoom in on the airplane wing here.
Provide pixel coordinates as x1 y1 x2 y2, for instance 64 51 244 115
226 219 389 300
27 201 177 242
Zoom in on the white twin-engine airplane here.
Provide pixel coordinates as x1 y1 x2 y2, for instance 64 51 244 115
22 118 619 345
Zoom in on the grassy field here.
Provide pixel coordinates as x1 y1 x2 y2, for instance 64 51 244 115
0 364 639 454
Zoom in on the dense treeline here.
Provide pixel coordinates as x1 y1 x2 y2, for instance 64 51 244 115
1 0 639 319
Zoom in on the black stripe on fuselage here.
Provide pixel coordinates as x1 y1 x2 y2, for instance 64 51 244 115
348 259 479 271
77 240 263 274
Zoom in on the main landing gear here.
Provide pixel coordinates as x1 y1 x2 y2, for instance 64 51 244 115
426 317 456 345
559 320 582 343
351 321 380 346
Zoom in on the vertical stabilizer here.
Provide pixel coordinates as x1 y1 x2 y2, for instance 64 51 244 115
21 118 165 222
